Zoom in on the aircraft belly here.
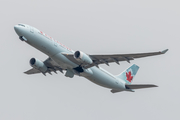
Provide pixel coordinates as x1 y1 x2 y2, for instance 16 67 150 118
85 67 125 90
50 52 78 69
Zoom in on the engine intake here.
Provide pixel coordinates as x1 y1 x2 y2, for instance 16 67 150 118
30 58 47 73
74 51 93 64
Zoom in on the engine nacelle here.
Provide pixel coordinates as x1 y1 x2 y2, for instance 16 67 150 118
30 58 47 73
74 51 93 64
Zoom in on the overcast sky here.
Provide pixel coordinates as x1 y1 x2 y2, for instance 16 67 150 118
0 0 179 120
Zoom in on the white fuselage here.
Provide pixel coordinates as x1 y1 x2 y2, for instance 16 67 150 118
14 24 127 91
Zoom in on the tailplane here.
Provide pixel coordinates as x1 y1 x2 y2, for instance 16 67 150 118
125 84 158 89
111 84 158 93
116 64 139 84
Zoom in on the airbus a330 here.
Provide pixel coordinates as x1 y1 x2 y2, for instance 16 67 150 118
14 23 168 93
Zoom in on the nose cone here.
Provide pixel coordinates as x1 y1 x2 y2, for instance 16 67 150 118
14 25 23 36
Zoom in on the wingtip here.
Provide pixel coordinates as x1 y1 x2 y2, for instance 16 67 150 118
24 72 28 74
161 49 169 54
24 72 30 75
153 85 158 87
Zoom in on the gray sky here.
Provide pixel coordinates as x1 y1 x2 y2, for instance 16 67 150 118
0 0 179 120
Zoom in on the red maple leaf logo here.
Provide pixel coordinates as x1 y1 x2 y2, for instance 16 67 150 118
126 71 133 82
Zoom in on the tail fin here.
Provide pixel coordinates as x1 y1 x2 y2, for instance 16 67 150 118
116 64 139 84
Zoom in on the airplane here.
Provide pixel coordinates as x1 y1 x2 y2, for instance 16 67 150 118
14 23 168 93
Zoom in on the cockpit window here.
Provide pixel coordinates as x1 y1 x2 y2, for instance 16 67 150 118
18 24 25 27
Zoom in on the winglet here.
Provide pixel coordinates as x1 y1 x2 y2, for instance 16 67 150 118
161 49 168 54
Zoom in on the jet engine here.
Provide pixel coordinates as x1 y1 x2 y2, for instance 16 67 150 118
30 58 47 73
74 51 93 64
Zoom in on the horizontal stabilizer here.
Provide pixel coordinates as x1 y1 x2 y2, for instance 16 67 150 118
111 90 123 93
125 84 158 89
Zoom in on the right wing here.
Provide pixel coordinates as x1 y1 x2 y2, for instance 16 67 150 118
24 68 41 74
24 57 64 75
63 49 168 69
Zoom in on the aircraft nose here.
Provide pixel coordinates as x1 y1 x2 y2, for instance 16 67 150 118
14 25 23 36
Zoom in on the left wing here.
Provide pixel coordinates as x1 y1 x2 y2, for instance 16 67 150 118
63 49 168 68
24 68 41 74
24 58 64 75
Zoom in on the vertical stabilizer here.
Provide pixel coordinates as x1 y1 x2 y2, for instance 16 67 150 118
116 64 139 84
